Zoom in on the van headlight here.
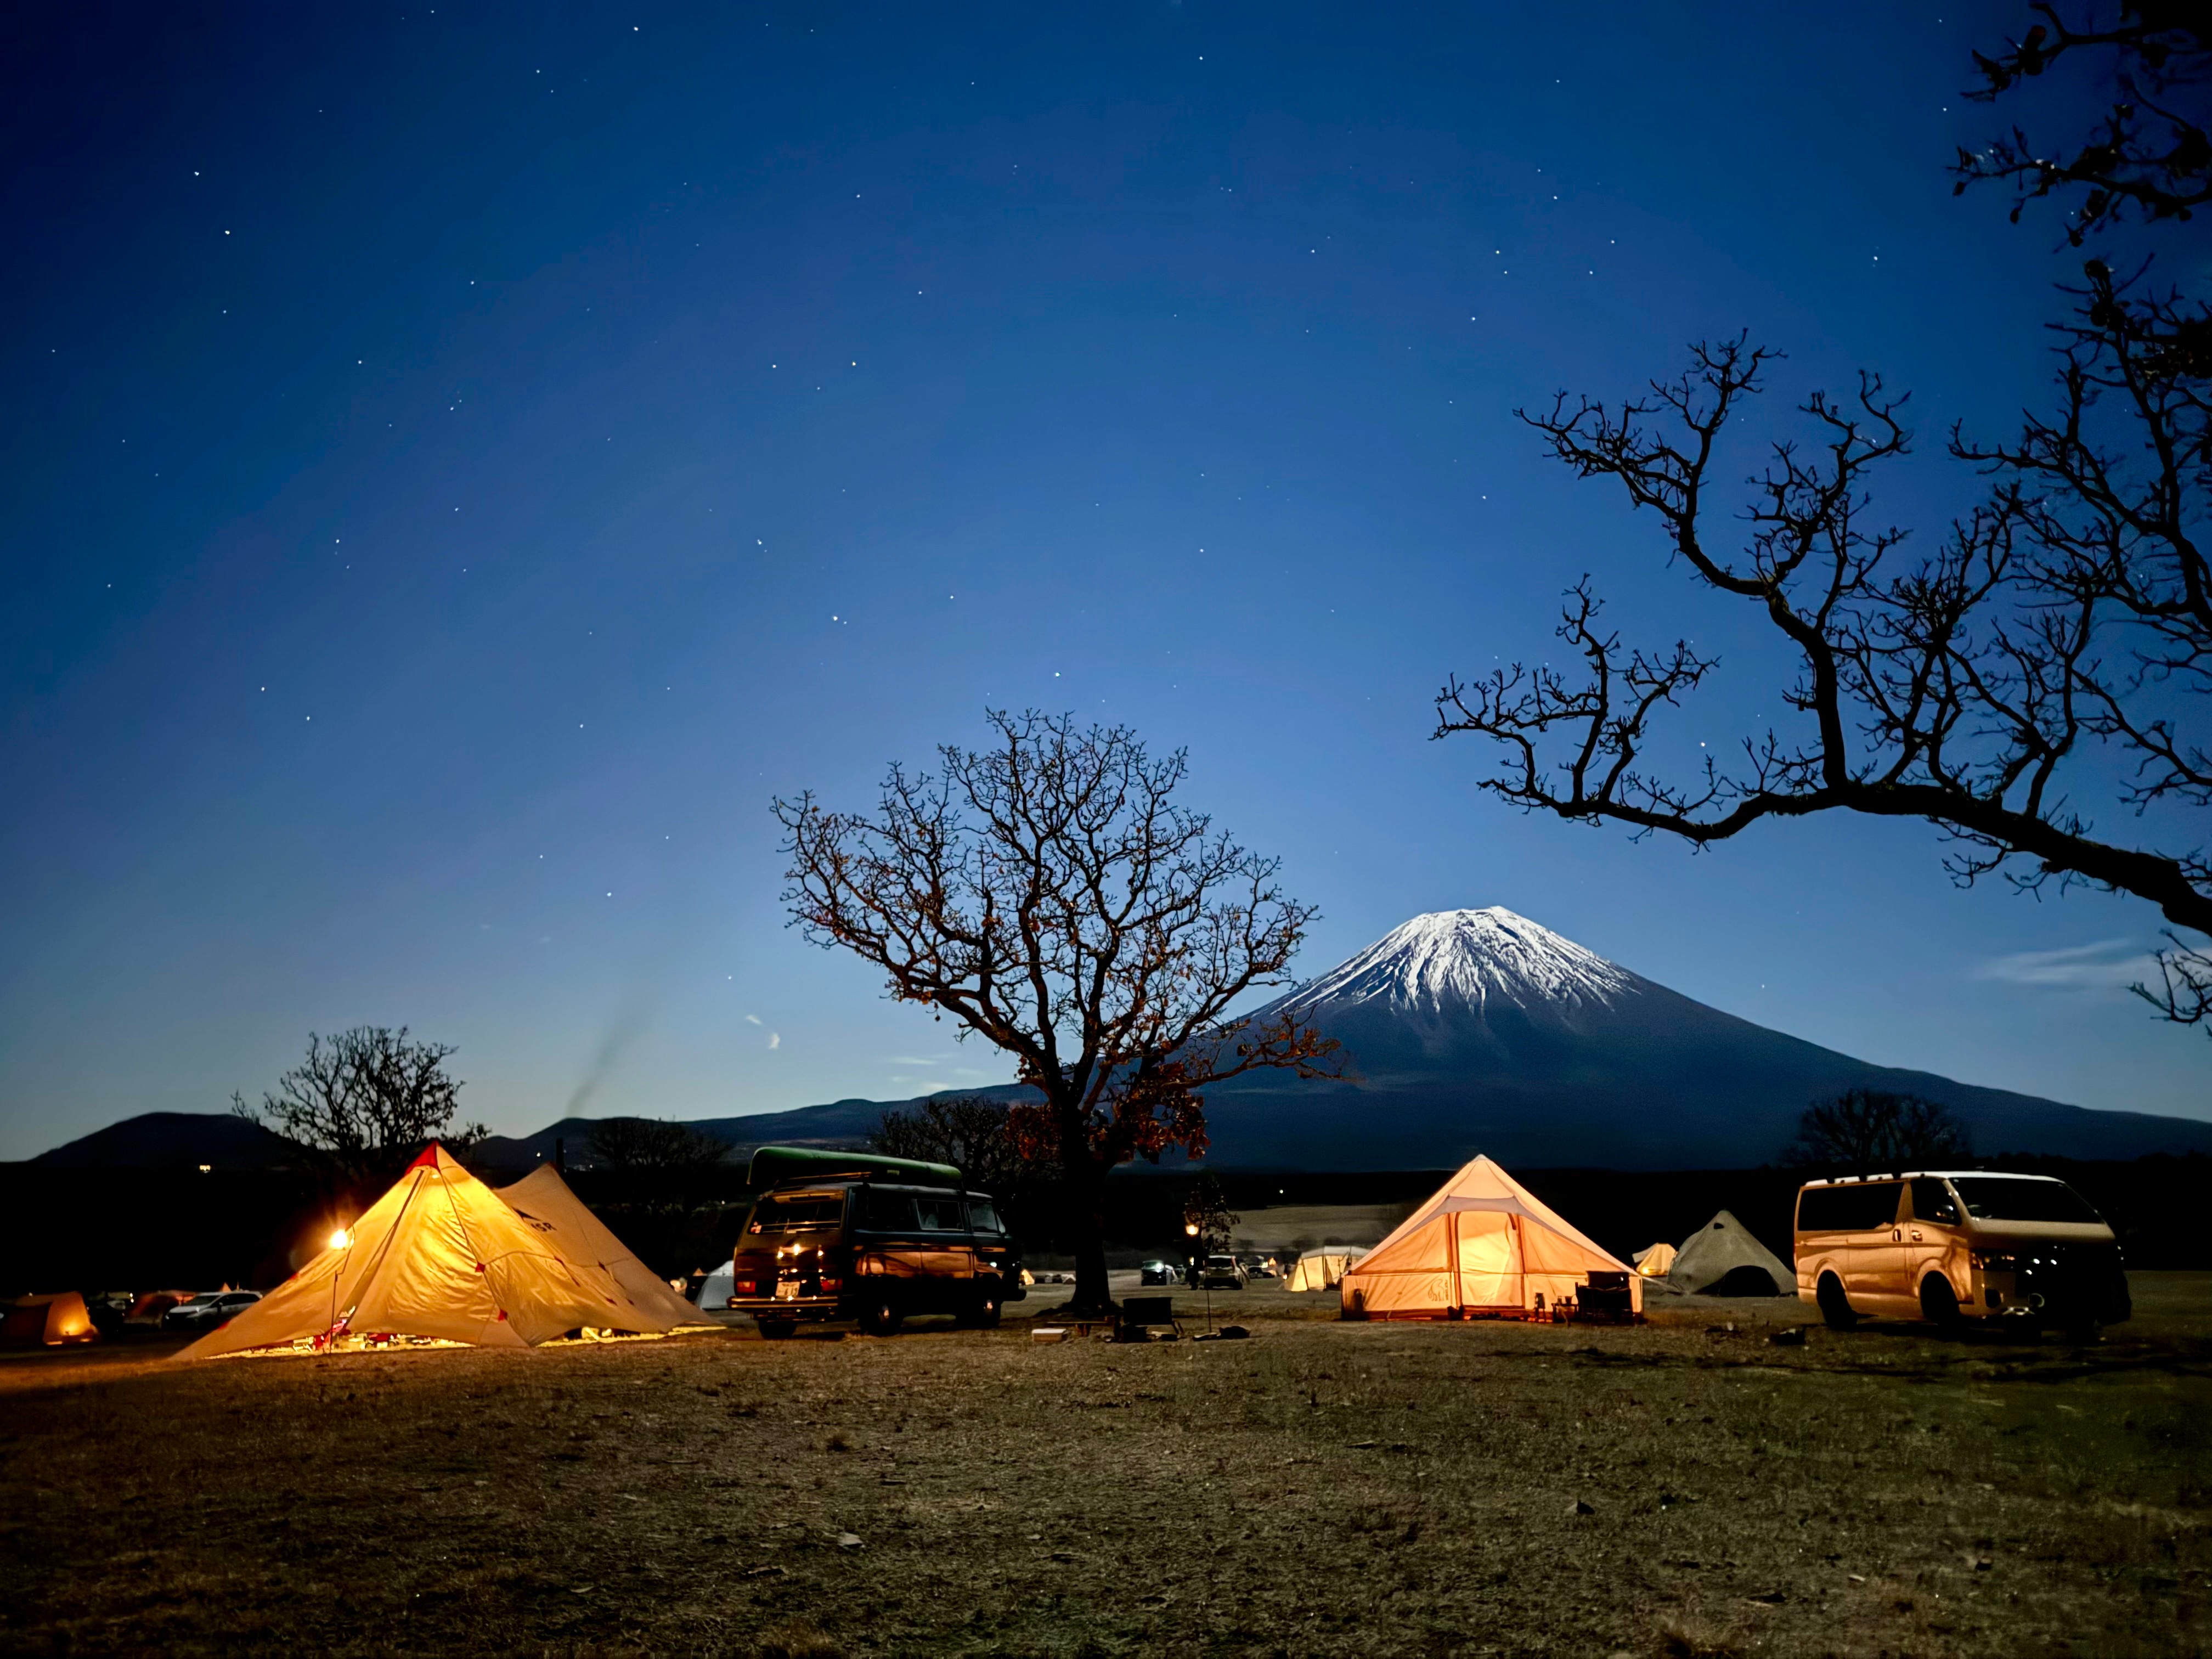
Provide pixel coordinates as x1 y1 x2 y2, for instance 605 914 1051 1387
1971 1250 2020 1272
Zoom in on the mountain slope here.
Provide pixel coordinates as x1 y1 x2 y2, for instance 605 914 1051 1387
29 1111 301 1170
1200 908 2212 1169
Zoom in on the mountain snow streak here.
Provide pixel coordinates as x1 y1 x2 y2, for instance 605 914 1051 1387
1275 908 1634 1019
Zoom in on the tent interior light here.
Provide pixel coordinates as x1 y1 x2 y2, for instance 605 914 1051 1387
329 1228 353 1250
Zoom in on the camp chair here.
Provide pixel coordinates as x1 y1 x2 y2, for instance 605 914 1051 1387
1571 1272 1637 1324
1113 1295 1183 1341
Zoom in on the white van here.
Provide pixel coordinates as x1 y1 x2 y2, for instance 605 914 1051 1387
1794 1171 2130 1337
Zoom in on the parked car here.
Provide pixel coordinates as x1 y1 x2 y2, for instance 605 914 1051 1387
1199 1254 1247 1291
161 1291 262 1333
1237 1254 1276 1280
725 1161 1024 1339
1138 1260 1180 1286
1795 1171 2130 1338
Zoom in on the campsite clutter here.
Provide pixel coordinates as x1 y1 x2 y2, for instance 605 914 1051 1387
2 1139 1809 1358
1339 1157 1643 1322
180 1144 706 1359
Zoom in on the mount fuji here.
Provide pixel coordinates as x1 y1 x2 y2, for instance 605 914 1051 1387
1194 908 2212 1169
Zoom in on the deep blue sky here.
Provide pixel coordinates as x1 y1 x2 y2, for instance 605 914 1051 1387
5 4 2206 1159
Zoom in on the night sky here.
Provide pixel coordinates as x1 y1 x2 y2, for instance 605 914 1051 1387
6 4 2205 1160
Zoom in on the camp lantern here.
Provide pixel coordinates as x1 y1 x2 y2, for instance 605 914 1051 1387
327 1227 352 1251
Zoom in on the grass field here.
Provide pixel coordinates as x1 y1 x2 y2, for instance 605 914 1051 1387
2 1274 2207 1656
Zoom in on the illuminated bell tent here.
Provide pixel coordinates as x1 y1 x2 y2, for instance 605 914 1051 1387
1284 1246 1367 1293
179 1144 699 1359
1662 1210 1795 1297
1339 1156 1641 1319
1632 1240 1678 1277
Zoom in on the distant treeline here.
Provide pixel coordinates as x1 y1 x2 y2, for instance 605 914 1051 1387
4 1153 2204 1293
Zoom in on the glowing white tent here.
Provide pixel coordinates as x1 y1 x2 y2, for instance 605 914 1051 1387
1632 1240 1678 1277
1339 1155 1640 1320
1284 1246 1367 1293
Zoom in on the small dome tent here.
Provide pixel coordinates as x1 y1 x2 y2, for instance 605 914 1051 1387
1339 1155 1640 1320
1664 1210 1794 1297
179 1144 702 1359
1284 1246 1367 1293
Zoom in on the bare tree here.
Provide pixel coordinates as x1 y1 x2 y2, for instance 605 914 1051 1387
1437 12 2212 1036
587 1116 732 1171
872 1095 1042 1195
776 709 1338 1315
1787 1090 1972 1172
1954 5 2210 245
1435 277 2212 1025
234 1026 485 1187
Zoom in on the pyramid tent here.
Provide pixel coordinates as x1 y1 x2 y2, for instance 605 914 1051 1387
1339 1155 1640 1319
493 1164 700 1328
1284 1246 1367 1293
1632 1240 1678 1277
2 1293 98 1347
1664 1210 1793 1296
180 1146 702 1360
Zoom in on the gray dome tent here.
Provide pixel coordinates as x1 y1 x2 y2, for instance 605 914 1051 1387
1665 1210 1793 1297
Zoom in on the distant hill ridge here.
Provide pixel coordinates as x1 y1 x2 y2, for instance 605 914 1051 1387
28 907 2212 1171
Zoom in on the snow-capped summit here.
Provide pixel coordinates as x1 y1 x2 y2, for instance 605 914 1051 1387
1276 907 1634 1022
1199 903 2212 1170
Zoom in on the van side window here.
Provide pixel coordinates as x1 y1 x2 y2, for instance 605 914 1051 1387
1797 1182 1903 1232
864 1191 916 1231
914 1194 964 1232
967 1198 1003 1234
1910 1178 1960 1226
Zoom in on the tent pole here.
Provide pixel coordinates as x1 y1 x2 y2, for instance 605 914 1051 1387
1450 1210 1463 1317
1509 1211 1522 1315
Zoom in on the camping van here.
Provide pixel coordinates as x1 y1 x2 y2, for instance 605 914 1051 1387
1794 1171 2129 1336
725 1147 1024 1339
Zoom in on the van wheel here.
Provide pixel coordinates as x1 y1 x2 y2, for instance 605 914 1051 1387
857 1295 903 1337
756 1319 795 1341
1918 1274 1962 1334
1816 1274 1858 1330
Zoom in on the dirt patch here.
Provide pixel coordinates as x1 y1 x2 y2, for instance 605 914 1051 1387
1 1276 2207 1656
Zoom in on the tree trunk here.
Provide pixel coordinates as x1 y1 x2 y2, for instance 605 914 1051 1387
1060 1163 1116 1318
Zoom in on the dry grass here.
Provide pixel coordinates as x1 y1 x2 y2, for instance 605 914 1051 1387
1 1276 2208 1656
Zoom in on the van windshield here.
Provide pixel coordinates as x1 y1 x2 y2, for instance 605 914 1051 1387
1951 1178 2104 1225
747 1192 845 1234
